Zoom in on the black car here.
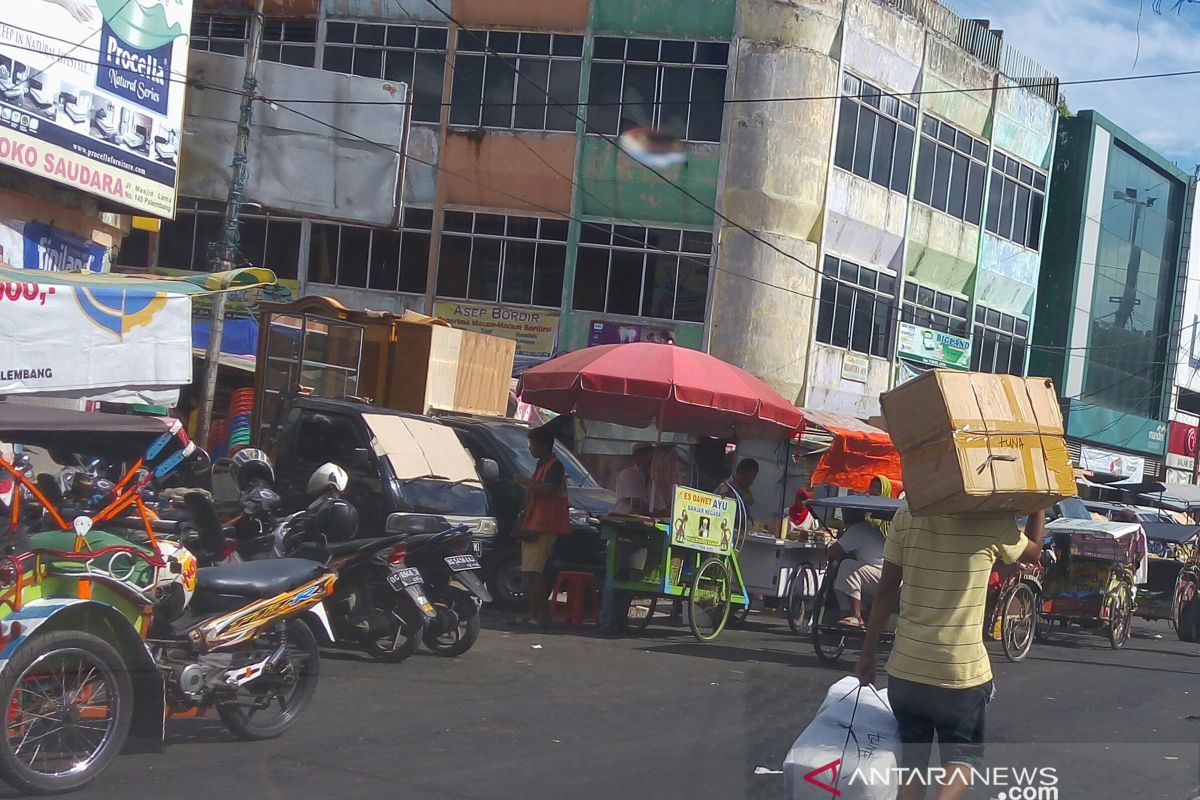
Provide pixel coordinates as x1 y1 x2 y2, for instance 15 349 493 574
435 413 615 607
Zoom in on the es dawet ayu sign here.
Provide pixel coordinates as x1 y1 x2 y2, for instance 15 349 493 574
0 0 193 216
670 487 735 556
897 322 971 370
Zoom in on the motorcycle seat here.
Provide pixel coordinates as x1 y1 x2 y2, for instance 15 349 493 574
195 558 327 599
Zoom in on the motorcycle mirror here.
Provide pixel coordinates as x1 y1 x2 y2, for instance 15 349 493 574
477 458 500 482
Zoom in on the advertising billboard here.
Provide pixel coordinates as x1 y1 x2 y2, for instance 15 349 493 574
0 0 193 217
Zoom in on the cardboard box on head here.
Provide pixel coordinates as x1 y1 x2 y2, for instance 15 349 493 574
880 370 1077 515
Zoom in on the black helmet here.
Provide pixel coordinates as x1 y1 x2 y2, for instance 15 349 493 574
231 448 275 491
313 498 358 542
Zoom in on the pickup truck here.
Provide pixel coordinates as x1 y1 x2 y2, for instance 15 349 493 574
267 397 498 543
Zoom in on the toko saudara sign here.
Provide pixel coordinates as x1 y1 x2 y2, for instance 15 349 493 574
0 0 193 216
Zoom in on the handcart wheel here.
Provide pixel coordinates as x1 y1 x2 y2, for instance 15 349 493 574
1107 585 1133 650
1177 594 1200 643
688 558 732 642
1000 583 1037 662
786 565 813 636
624 595 658 633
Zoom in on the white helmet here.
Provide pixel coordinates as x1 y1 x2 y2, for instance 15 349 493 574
307 462 349 496
151 539 197 620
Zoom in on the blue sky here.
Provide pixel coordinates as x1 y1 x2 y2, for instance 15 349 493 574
953 0 1200 168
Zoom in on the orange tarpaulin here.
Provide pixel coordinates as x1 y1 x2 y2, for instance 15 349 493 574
809 427 903 494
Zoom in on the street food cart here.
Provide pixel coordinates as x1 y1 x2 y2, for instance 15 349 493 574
518 342 804 642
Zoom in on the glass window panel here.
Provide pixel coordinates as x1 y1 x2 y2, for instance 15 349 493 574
921 115 938 137
352 48 383 78
648 229 681 251
1018 164 1034 186
546 60 581 131
264 219 300 280
948 153 968 218
695 42 729 65
951 296 969 319
490 31 518 54
437 234 471 297
614 224 646 247
931 146 952 212
871 115 896 187
1005 158 1020 178
519 33 550 55
1013 185 1031 246
383 50 413 84
851 291 874 353
457 30 487 53
572 247 608 311
450 54 484 126
444 211 473 233
914 136 935 204
607 250 644 316
917 285 935 308
831 284 853 348
412 53 445 122
398 231 430 294
985 307 1001 328
592 37 626 60
681 230 711 253
580 224 611 245
659 66 691 141
386 25 415 48
307 223 338 285
259 44 281 62
1028 192 1044 250
834 97 858 172
675 258 708 322
859 266 878 290
325 22 354 44
474 213 506 236
404 207 433 229
337 227 370 288
899 102 916 126
852 107 876 179
934 292 952 313
862 83 880 108
541 219 569 241
816 277 836 344
533 243 566 307
985 171 1004 234
356 24 384 45
466 238 501 301
642 254 677 319
322 46 352 74
619 64 657 133
842 73 860 95
839 259 857 282
660 40 694 63
937 122 955 145
501 240 536 305
891 123 914 193
418 27 447 49
688 67 725 142
481 57 516 127
586 62 623 135
281 45 315 67
903 281 917 302
1015 317 1029 337
965 160 986 226
880 94 899 119
369 229 401 292
872 295 893 357
1033 172 1047 191
158 214 195 270
626 38 659 61
552 35 583 58
878 271 896 296
502 216 537 239
999 179 1017 240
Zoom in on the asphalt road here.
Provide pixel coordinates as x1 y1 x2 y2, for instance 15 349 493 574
42 611 1200 800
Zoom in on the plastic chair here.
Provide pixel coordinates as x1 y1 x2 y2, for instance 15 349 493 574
547 571 600 627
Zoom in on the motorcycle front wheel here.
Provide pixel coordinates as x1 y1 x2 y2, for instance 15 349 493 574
423 587 481 657
0 631 132 795
218 618 319 740
364 605 425 663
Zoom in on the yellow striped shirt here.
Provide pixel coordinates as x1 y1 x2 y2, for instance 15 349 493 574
884 506 1028 689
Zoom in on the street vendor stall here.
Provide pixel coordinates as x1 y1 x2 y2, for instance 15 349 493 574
518 342 803 642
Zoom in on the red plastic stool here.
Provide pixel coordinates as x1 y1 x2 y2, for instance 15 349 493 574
547 571 600 627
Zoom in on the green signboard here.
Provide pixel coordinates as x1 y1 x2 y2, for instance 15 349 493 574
670 486 735 556
897 322 972 369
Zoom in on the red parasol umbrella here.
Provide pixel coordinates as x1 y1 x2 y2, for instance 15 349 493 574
517 343 803 437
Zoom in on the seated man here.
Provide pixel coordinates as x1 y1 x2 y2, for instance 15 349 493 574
826 507 886 627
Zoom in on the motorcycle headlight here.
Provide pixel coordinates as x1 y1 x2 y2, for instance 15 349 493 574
569 507 589 527
474 518 497 538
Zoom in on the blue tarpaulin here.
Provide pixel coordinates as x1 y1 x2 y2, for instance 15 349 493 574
192 318 259 356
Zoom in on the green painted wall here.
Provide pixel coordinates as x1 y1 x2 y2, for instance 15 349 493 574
577 137 719 227
591 0 736 39
1065 400 1168 455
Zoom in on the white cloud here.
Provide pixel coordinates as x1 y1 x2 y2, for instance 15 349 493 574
951 0 1200 168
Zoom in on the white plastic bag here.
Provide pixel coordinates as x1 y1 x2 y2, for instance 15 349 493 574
783 676 900 800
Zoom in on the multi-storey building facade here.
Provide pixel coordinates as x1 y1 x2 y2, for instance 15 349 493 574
151 0 1059 412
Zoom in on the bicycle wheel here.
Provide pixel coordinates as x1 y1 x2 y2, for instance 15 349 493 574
1107 585 1133 650
809 570 846 663
1000 583 1037 662
786 567 812 636
688 558 731 642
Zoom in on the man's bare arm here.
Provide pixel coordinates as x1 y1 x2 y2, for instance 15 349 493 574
1019 509 1046 564
854 559 902 686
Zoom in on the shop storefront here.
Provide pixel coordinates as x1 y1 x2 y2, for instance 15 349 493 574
1166 420 1199 485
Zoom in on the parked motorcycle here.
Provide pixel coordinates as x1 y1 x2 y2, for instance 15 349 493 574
382 513 492 657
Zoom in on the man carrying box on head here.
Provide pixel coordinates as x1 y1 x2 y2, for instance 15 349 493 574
855 505 1046 800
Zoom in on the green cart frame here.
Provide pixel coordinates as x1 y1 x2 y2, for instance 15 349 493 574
601 517 750 641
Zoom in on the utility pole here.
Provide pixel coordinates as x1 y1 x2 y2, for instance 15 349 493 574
1112 187 1156 330
196 0 265 449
